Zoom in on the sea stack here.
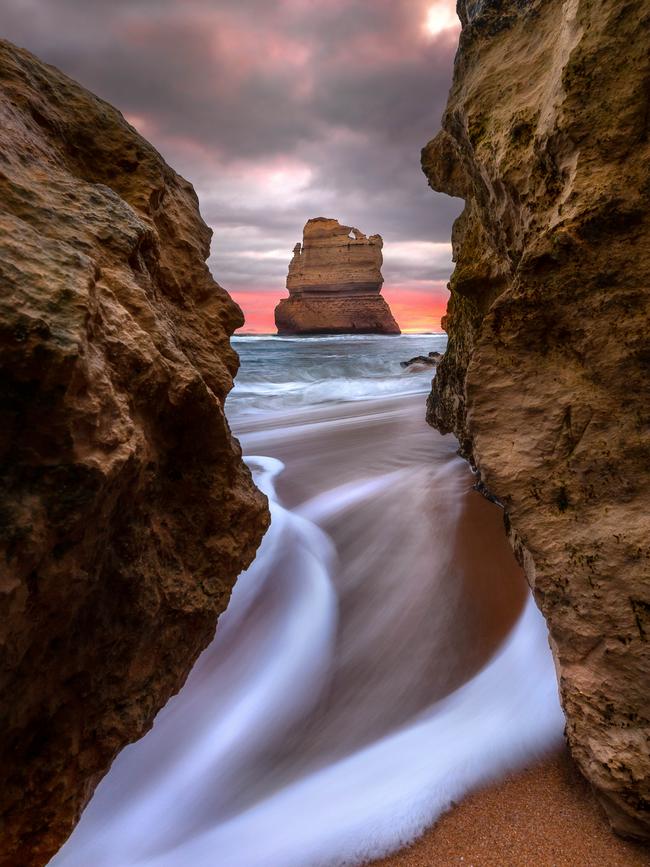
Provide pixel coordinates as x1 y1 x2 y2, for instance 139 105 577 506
274 217 400 335
423 0 650 841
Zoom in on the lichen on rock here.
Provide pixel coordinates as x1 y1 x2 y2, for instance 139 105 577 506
274 217 401 334
422 0 650 840
0 39 269 866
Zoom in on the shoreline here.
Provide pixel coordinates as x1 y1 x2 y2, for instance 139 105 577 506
231 331 446 338
370 748 650 867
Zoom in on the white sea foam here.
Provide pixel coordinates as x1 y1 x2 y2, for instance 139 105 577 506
51 456 339 867
132 599 561 867
49 338 564 867
50 452 563 867
227 333 447 415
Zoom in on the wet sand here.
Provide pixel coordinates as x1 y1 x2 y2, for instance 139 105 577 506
371 747 650 867
238 393 529 714
52 392 566 867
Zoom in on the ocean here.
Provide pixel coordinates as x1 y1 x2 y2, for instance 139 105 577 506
227 333 449 417
50 334 563 867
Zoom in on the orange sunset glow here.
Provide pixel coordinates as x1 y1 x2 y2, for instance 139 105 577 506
231 284 449 334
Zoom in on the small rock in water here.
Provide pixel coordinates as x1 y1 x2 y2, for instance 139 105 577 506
400 351 442 369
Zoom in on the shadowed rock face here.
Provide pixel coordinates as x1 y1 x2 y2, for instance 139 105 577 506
0 39 269 866
422 0 650 840
275 218 400 334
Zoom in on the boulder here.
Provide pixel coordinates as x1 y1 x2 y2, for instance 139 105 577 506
400 352 442 368
0 39 269 865
422 0 650 840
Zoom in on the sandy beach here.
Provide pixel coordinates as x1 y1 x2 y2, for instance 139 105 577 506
372 747 650 867
50 360 595 867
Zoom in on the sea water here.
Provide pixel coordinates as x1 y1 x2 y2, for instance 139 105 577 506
50 334 564 867
228 333 448 415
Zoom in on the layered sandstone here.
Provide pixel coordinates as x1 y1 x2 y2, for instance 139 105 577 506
423 0 650 840
0 40 269 865
274 218 400 334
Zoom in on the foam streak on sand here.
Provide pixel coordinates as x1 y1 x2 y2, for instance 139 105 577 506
50 336 564 867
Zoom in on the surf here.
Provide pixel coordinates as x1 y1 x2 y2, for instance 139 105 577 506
50 337 564 867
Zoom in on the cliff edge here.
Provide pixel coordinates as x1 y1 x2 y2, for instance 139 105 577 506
274 217 400 334
0 39 269 865
423 0 650 839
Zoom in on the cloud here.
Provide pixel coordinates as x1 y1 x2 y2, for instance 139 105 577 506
3 0 463 330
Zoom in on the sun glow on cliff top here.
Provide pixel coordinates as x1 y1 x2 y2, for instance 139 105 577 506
424 2 459 36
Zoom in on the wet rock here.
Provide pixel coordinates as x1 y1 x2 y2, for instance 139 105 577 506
422 0 650 840
400 352 442 368
0 39 269 865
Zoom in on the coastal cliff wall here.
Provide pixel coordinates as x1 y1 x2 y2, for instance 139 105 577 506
422 0 650 839
275 218 400 334
0 40 269 865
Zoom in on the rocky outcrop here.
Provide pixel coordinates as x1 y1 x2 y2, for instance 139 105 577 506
400 352 442 369
274 218 400 334
422 0 650 840
0 40 269 865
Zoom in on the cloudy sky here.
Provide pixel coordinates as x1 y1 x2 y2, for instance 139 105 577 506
4 0 463 332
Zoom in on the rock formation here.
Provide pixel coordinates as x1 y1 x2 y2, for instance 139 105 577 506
0 39 269 866
400 352 442 369
274 217 400 334
422 0 650 840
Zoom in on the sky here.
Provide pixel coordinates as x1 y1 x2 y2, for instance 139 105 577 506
4 0 463 332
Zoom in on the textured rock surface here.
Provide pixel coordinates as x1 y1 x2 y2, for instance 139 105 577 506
0 39 269 865
275 217 400 334
423 0 650 840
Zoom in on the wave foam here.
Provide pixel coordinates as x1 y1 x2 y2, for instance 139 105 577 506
50 453 563 867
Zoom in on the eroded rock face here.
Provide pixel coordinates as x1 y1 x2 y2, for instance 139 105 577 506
274 217 400 334
0 40 269 865
422 0 650 840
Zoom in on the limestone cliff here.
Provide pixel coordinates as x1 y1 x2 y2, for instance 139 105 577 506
422 0 650 840
0 40 269 865
274 218 400 334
